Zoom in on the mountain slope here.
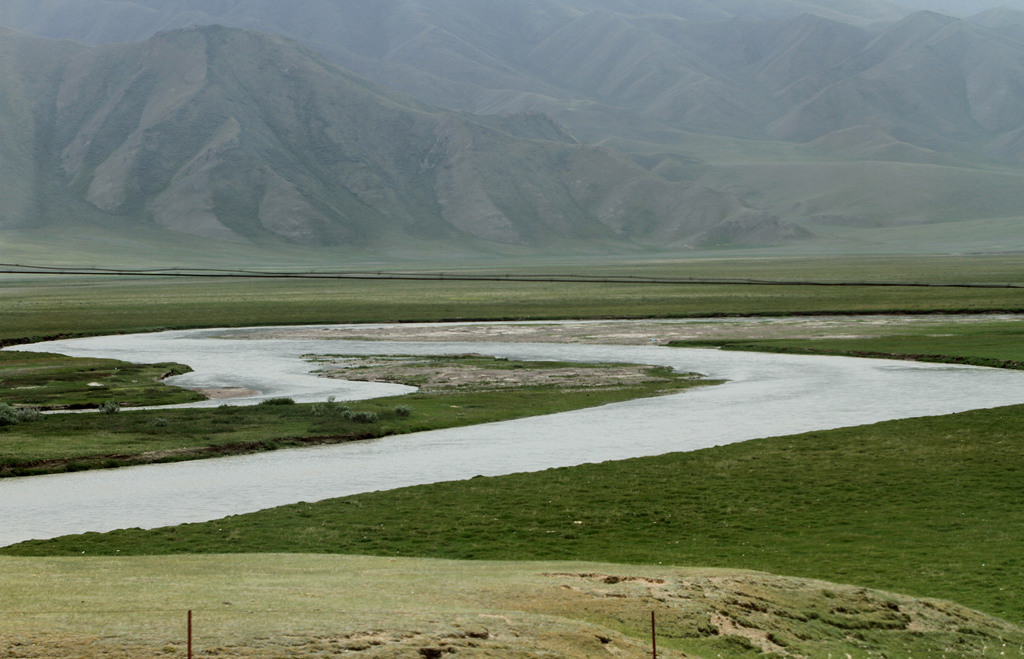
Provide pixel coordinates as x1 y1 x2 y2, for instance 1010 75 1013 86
5 2 1024 256
0 26 742 251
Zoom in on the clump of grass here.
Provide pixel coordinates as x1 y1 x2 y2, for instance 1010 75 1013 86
392 405 412 418
0 403 45 426
98 401 120 414
343 410 378 423
0 403 19 427
13 407 43 422
311 397 352 417
258 397 295 406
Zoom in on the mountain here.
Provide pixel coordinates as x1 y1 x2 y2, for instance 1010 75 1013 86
0 26 744 252
768 11 1024 154
4 0 1024 257
7 2 1022 159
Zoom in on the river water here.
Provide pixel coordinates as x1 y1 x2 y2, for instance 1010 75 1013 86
3 322 1024 546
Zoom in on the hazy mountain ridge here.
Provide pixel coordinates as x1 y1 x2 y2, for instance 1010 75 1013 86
11 0 1020 162
4 0 1024 257
0 25 748 250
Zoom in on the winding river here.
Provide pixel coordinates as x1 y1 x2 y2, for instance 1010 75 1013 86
3 320 1024 547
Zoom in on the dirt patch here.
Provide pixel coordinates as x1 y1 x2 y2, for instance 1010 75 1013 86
195 387 260 399
309 354 691 392
530 571 1024 658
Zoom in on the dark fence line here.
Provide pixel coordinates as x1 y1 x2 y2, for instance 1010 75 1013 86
3 263 1023 289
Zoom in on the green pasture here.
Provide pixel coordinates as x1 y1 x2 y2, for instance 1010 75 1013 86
3 254 1024 346
9 403 1023 627
0 350 202 409
671 317 1024 368
4 255 1024 655
2 555 1020 659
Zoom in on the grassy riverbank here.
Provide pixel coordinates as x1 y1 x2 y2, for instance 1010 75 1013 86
0 350 203 409
4 255 1024 657
670 317 1024 369
7 403 1024 626
0 356 705 477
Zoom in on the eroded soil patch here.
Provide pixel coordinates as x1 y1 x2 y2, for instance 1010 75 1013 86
308 353 696 392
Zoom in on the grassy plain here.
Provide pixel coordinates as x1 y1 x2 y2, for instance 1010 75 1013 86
9 403 1023 626
670 317 1024 368
3 255 1024 657
2 555 1021 658
3 254 1024 346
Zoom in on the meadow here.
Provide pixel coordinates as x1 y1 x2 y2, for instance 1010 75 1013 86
3 254 1024 347
2 254 1024 657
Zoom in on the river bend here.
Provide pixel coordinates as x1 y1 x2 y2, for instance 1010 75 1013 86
2 322 1023 546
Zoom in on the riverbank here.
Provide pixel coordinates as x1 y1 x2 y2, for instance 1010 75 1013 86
0 350 707 477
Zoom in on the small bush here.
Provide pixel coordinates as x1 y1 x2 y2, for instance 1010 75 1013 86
0 402 19 427
311 397 352 417
343 410 378 423
259 397 295 406
392 405 413 418
14 407 43 423
153 417 169 427
98 401 121 414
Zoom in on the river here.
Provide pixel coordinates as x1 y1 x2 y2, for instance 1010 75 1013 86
3 321 1023 546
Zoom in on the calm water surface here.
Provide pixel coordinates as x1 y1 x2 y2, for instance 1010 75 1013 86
3 322 1024 546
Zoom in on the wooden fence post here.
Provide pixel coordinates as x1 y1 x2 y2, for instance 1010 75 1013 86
188 609 193 659
651 610 657 659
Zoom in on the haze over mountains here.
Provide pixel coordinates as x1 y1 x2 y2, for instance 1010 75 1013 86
3 0 1024 260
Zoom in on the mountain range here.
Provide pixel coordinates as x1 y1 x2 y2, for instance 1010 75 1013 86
3 0 1024 260
0 25 745 254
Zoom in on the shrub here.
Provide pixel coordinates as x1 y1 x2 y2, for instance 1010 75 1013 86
392 405 413 418
343 410 378 423
311 397 352 417
259 397 295 406
14 407 43 423
0 402 19 427
98 401 121 414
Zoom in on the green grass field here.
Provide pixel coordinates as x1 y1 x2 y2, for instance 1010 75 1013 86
3 254 1024 346
670 317 1024 368
2 554 1021 658
3 255 1024 657
8 403 1022 626
0 350 202 409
